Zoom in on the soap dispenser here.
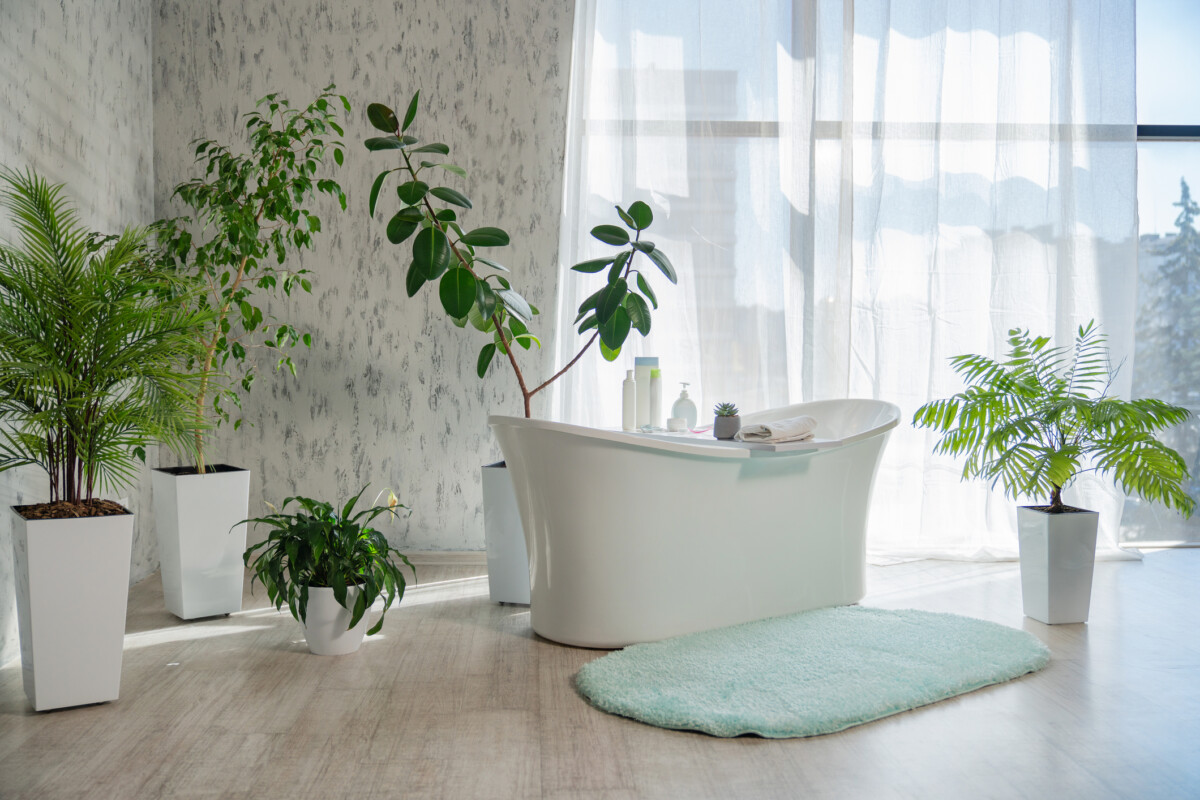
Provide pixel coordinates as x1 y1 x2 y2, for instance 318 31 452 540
671 382 698 429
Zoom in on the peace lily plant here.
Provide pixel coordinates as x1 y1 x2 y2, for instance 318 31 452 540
363 90 677 418
913 322 1194 623
242 487 414 655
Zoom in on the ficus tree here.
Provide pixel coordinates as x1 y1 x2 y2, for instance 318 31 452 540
364 91 677 418
913 321 1195 516
156 85 351 472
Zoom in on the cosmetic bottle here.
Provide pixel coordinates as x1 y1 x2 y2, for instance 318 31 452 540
649 368 663 428
634 356 658 428
671 382 698 429
622 370 637 431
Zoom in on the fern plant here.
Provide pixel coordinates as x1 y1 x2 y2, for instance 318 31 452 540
913 322 1195 515
242 487 414 635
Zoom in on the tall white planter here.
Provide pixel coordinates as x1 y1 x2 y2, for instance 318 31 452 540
482 462 529 604
1017 506 1099 624
11 507 134 711
303 586 369 655
152 465 250 619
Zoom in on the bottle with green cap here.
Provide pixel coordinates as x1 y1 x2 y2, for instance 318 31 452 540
649 367 663 428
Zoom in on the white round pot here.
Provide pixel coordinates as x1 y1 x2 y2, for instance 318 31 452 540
303 585 369 655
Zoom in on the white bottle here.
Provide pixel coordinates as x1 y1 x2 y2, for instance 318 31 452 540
649 368 663 428
622 370 637 431
671 383 698 430
634 356 658 428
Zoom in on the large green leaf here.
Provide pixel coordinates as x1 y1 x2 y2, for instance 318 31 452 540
410 143 450 155
367 103 398 133
368 170 390 218
628 200 653 230
636 272 658 309
477 342 496 378
430 186 473 209
405 262 426 297
496 287 532 322
624 292 651 336
396 180 429 206
475 279 497 319
648 247 677 283
596 279 628 323
386 210 420 244
599 306 632 350
460 227 510 247
439 268 476 318
591 224 630 246
571 257 613 274
607 250 631 284
401 91 420 131
365 136 415 151
412 226 451 279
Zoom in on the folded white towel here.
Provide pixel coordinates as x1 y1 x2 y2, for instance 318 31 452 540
734 415 818 443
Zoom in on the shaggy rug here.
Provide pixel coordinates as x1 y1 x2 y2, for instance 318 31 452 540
575 606 1050 738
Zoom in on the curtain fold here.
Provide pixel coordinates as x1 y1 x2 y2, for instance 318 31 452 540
553 0 1138 561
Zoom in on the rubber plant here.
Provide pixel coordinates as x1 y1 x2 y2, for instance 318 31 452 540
155 85 351 472
242 487 414 634
0 168 212 514
363 91 677 418
913 321 1195 516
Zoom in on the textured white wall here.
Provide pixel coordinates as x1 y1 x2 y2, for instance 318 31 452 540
151 1 575 550
0 0 157 666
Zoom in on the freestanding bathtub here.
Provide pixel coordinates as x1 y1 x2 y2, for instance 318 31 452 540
489 399 900 648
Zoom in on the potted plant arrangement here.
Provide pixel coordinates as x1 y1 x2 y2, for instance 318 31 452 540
0 169 211 710
913 322 1195 623
151 85 351 620
713 402 741 440
242 488 414 655
363 91 678 603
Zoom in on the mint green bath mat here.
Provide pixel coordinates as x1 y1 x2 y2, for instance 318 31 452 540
575 606 1049 738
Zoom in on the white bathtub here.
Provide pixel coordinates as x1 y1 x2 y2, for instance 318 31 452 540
489 399 900 648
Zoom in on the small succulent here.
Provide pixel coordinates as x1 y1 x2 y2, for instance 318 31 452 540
713 402 739 417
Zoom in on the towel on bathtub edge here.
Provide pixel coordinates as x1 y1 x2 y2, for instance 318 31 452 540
734 414 817 443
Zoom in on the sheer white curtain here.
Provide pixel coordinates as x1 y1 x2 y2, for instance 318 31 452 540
553 0 1138 560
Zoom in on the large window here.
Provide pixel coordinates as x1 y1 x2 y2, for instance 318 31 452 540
1127 0 1200 545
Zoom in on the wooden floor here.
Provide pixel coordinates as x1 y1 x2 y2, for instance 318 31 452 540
2 550 1198 799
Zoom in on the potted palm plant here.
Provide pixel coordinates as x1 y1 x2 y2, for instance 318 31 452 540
0 168 211 710
913 322 1195 623
151 85 351 620
364 91 678 603
242 488 414 655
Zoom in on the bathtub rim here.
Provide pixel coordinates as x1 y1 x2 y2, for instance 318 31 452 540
488 398 900 460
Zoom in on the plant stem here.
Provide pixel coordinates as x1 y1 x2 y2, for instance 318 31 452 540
1049 484 1064 512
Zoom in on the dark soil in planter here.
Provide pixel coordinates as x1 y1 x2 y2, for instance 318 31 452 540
1025 504 1092 514
14 499 130 520
155 464 246 476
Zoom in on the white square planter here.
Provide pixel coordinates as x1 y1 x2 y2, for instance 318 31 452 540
1017 505 1099 624
152 465 251 619
11 507 134 711
482 462 529 604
